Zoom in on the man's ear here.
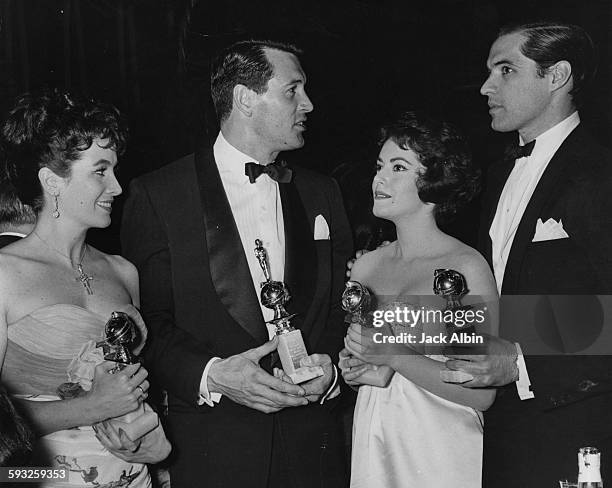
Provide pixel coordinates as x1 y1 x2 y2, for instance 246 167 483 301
232 84 257 117
549 60 572 92
38 166 62 197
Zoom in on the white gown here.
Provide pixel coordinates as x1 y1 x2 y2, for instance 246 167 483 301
350 310 484 488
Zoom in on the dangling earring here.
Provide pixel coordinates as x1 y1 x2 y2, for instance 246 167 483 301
52 194 60 218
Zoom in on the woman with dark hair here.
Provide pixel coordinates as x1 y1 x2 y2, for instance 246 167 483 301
0 90 166 487
340 111 497 487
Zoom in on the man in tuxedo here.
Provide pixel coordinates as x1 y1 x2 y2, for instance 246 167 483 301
121 40 352 488
444 22 612 484
0 181 35 248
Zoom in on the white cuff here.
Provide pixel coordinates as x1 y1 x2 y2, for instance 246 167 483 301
514 343 534 400
198 357 223 406
319 365 340 405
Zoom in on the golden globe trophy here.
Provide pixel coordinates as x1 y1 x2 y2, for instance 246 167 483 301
254 239 323 384
99 311 140 368
341 280 394 388
434 269 477 384
98 312 159 439
433 269 476 336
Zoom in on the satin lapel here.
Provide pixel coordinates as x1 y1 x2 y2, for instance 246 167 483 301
194 145 268 343
502 128 582 293
280 180 317 338
480 159 515 266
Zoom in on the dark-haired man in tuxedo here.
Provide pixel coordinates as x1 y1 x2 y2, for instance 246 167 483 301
122 40 352 488
444 21 612 485
0 182 35 248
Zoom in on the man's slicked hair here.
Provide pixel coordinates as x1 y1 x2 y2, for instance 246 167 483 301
500 21 597 107
210 39 301 123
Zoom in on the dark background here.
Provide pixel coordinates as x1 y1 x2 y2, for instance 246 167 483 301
2 0 611 251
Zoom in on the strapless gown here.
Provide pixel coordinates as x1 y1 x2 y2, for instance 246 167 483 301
2 304 151 488
350 303 483 488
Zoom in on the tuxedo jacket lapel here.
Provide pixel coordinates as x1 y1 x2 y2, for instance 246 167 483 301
280 180 317 338
501 128 581 293
194 145 268 344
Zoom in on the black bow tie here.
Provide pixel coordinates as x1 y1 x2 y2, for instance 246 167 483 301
245 160 293 184
505 139 536 161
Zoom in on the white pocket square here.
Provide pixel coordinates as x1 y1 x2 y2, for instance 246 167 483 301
532 218 569 242
314 214 330 240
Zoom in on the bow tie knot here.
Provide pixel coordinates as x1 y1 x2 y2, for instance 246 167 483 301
505 139 536 161
245 160 293 184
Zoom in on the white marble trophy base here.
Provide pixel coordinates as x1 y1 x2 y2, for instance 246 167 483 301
277 329 324 384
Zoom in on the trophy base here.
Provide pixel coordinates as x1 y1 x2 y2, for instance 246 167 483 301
356 366 394 388
277 329 324 384
289 366 324 384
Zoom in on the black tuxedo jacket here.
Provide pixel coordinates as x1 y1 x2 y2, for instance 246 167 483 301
121 145 352 488
0 234 22 248
478 125 612 485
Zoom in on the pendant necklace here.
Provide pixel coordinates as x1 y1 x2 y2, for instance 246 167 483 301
32 231 94 295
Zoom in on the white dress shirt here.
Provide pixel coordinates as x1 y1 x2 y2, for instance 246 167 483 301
489 111 580 400
0 231 27 238
199 132 285 405
214 132 286 327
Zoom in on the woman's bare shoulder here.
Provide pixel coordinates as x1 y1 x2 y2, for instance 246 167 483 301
351 242 395 282
0 251 29 307
446 242 489 269
439 241 496 297
95 249 139 302
94 249 138 283
0 247 31 278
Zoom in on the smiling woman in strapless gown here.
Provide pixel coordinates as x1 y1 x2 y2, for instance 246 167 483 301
0 90 163 487
340 111 498 488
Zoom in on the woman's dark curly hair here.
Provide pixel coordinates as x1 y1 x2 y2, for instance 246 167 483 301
379 111 480 224
1 89 127 212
